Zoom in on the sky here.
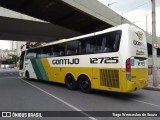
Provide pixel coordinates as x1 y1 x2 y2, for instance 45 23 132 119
98 0 160 36
0 40 10 50
0 0 160 50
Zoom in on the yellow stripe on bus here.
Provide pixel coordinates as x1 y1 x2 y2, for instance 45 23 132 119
41 58 55 81
40 58 148 93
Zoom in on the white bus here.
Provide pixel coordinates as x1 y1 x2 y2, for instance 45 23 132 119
19 24 148 93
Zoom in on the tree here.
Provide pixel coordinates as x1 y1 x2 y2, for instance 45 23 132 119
2 54 17 65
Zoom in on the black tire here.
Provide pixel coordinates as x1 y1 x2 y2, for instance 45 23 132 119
65 74 78 90
78 75 92 93
25 71 30 80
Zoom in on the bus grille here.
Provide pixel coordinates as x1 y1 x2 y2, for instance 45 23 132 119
100 69 119 88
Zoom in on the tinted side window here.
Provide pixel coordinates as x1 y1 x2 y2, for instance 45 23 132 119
36 48 42 58
114 30 121 51
53 43 66 57
78 30 121 55
25 49 37 59
79 36 95 54
25 48 42 59
41 46 53 58
95 30 121 53
66 41 79 56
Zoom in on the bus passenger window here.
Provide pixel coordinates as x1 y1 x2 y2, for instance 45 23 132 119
53 43 65 57
41 46 52 58
95 30 121 53
60 51 64 56
66 50 75 55
103 46 113 52
52 52 59 57
114 31 121 51
86 43 94 54
25 50 37 59
80 37 95 54
100 37 107 52
66 41 79 56
36 49 42 58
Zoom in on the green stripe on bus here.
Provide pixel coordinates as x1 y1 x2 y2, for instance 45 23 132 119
30 59 42 79
36 59 48 81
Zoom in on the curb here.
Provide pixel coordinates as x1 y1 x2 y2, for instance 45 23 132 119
144 87 160 91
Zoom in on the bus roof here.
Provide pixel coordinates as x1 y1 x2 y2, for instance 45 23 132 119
27 23 133 50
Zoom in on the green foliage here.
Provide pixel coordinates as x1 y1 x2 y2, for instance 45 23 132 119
2 54 17 65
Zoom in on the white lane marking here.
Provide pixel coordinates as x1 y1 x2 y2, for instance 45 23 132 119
18 77 97 120
129 98 160 108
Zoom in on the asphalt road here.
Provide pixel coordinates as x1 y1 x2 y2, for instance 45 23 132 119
0 69 160 120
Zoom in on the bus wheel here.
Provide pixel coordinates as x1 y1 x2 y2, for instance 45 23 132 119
65 74 78 90
25 71 30 80
78 75 92 93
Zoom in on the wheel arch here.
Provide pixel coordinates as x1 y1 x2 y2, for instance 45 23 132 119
77 74 91 85
25 70 29 77
65 73 76 81
77 74 92 93
25 70 30 79
65 72 78 90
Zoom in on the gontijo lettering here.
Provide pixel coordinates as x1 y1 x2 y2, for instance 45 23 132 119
52 58 79 65
133 40 142 46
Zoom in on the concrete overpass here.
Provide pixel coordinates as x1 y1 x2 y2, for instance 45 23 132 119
0 16 81 42
0 0 159 46
0 0 127 42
